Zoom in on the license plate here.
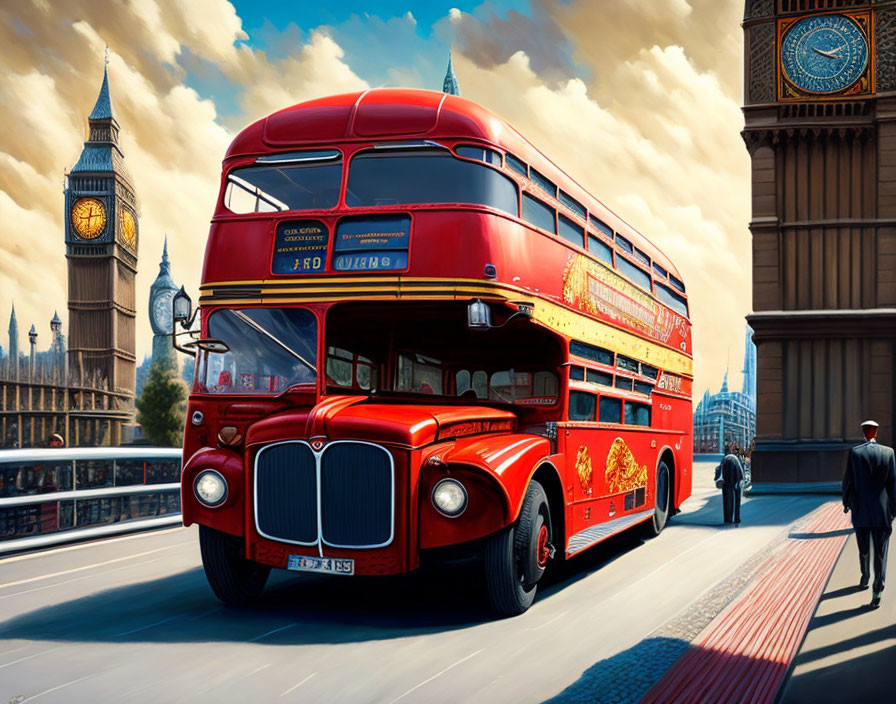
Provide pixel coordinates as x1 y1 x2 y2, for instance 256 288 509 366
287 555 354 575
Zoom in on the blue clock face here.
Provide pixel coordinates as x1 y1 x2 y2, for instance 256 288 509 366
781 15 868 94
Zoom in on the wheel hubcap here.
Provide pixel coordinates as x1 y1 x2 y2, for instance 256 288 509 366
536 524 550 568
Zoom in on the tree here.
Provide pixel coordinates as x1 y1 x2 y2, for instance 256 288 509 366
136 361 188 447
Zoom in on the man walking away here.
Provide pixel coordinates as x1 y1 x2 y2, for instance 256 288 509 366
842 420 896 609
720 452 745 526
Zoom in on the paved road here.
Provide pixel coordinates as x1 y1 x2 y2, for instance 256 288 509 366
0 462 827 704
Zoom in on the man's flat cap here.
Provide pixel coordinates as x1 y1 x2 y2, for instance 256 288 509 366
861 420 879 428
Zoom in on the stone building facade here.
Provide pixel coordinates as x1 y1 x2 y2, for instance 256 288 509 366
743 0 896 486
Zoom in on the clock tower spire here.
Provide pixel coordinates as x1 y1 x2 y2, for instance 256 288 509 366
149 236 179 372
65 57 139 443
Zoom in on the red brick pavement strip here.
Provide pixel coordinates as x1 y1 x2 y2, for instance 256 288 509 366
639 501 851 704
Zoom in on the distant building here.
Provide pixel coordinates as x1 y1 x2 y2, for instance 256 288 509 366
693 326 757 455
442 51 460 96
148 237 179 372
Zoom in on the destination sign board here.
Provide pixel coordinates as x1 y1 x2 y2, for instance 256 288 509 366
272 220 328 274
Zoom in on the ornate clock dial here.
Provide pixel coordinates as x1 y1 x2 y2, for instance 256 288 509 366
120 207 137 249
71 197 107 239
781 15 868 94
151 290 174 333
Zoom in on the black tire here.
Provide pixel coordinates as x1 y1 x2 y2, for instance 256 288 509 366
199 525 270 605
484 480 553 617
644 461 671 538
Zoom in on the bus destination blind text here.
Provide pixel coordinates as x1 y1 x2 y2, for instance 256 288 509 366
272 220 328 274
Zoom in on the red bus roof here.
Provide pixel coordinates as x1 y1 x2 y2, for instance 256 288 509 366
226 88 682 282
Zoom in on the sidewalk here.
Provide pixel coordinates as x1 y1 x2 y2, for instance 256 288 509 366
780 520 896 704
637 501 852 704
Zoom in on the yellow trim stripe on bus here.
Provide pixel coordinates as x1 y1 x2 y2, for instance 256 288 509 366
199 277 693 376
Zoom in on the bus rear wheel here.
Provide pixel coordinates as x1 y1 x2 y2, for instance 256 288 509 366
484 480 553 617
199 525 270 605
644 461 671 538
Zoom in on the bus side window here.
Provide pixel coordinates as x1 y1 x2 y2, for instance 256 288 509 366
522 193 556 234
326 347 353 387
569 391 596 421
534 371 558 397
456 370 471 394
599 397 622 423
624 401 651 426
396 353 442 394
472 371 488 399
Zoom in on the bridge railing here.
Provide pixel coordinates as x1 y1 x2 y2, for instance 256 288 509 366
0 447 183 553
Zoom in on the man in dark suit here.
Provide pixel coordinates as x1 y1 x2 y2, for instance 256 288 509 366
842 420 896 608
720 453 745 526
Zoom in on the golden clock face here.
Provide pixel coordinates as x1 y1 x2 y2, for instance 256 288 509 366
71 197 107 239
120 207 137 249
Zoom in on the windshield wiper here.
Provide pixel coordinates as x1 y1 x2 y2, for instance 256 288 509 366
231 310 316 374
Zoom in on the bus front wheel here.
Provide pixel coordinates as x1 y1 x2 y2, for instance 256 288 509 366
199 525 270 605
644 461 671 538
484 480 552 617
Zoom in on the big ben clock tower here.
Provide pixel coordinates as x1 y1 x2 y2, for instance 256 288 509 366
65 58 139 437
743 1 896 488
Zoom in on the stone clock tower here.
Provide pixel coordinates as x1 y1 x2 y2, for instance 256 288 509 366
65 60 139 425
743 1 896 488
149 237 179 372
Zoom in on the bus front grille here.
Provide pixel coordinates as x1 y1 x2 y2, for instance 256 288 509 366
254 442 317 545
254 441 394 549
320 443 393 547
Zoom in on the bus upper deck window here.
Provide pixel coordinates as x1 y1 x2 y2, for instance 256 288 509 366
224 150 342 214
346 149 518 216
506 153 528 177
656 283 689 317
588 234 614 266
522 193 556 234
455 144 502 166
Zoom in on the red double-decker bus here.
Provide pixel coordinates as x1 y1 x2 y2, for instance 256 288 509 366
177 88 693 616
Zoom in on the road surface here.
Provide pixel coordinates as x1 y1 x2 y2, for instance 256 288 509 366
0 461 826 703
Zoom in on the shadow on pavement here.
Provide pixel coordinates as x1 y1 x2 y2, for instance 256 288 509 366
784 642 896 704
0 528 650 647
543 636 691 703
788 528 853 540
820 585 866 601
792 622 896 665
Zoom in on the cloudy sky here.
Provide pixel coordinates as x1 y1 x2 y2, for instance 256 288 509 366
0 0 750 398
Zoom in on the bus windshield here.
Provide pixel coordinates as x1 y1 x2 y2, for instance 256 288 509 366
345 148 518 215
325 302 562 406
197 308 317 394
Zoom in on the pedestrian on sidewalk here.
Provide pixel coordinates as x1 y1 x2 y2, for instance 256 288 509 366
842 419 896 609
717 452 744 526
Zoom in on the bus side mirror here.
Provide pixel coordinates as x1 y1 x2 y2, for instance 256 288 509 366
467 299 493 329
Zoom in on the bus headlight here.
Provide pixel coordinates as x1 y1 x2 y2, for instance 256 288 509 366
194 470 228 507
432 478 468 517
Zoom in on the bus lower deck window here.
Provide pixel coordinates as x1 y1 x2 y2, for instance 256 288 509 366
625 402 651 426
569 391 596 421
599 397 622 423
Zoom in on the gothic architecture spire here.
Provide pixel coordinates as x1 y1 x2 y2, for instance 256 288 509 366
8 303 18 367
442 50 460 96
